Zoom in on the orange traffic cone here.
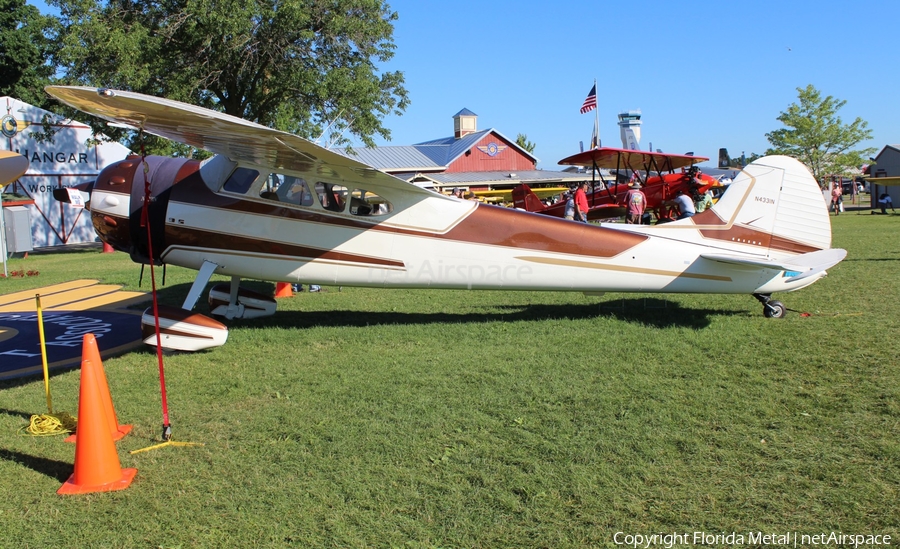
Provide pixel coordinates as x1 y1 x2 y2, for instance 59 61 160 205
57 357 137 495
274 282 293 298
65 334 132 443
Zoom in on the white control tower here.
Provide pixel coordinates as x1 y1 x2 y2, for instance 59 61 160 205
618 110 642 150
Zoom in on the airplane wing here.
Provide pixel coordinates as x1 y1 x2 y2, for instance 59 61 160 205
866 176 900 186
472 187 568 201
558 147 708 171
700 248 847 281
45 86 434 197
0 150 29 186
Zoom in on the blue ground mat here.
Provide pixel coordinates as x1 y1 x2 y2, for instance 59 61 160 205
0 310 143 380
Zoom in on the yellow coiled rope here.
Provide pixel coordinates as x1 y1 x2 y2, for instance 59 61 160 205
23 412 78 436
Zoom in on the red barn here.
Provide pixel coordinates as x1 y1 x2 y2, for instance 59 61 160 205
343 109 588 198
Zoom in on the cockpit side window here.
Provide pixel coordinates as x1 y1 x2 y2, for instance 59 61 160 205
259 173 283 201
315 182 347 212
280 176 314 206
350 189 393 216
258 173 315 207
222 167 259 194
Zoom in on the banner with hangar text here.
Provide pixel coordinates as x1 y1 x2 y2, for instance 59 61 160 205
1 96 131 248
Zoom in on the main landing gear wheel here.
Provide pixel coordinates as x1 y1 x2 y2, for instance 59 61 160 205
753 293 787 319
763 300 786 319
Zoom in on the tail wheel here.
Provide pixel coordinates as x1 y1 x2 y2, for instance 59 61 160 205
763 300 786 319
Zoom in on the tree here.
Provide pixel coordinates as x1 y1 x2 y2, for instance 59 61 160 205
726 152 761 168
0 0 59 108
765 84 875 185
47 0 408 154
515 133 536 155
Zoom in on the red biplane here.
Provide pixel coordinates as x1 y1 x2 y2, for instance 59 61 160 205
512 147 721 222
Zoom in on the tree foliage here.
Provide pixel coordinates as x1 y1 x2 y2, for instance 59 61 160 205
726 152 761 168
0 0 59 108
515 133 536 155
765 84 874 185
47 0 409 153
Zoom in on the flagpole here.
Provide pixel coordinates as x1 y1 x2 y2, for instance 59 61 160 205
594 78 600 148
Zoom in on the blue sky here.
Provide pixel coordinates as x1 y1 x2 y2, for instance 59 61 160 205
366 0 897 168
31 0 898 169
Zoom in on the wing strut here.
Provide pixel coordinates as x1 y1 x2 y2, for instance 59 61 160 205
181 260 220 310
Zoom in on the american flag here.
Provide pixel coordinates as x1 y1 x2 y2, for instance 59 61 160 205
580 84 597 114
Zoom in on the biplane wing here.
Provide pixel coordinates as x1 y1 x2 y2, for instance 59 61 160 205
558 146 708 172
46 86 435 198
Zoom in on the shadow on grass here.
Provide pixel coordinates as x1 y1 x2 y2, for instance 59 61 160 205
241 298 745 331
0 407 35 420
0 448 72 482
843 257 900 262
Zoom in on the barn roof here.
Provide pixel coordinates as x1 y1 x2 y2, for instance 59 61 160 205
341 128 539 171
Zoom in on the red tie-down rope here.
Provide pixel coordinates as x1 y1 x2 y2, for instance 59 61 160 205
138 137 172 442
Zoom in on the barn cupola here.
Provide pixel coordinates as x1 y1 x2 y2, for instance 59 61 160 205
453 108 477 139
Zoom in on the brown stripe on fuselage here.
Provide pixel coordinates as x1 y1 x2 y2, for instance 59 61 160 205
442 206 647 258
692 208 821 254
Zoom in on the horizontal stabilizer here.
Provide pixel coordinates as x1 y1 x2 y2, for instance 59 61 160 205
701 248 847 280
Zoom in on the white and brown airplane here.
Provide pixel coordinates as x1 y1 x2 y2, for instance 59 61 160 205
46 86 846 351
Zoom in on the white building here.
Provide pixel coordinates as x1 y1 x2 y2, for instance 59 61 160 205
1 96 131 247
868 145 900 208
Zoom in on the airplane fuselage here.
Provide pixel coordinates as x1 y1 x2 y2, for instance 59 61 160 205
87 154 824 297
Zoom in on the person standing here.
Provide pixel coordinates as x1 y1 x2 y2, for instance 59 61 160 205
831 184 842 215
623 181 646 224
574 181 590 223
563 190 575 220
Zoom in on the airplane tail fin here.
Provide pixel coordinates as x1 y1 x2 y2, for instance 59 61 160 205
706 155 833 254
718 148 731 168
511 184 547 212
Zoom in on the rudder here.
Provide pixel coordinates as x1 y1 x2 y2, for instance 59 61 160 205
511 184 547 213
707 155 832 254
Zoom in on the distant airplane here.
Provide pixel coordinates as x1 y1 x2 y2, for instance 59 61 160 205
47 86 846 351
512 147 721 222
469 186 570 204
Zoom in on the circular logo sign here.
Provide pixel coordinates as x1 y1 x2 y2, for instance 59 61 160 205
1 114 18 138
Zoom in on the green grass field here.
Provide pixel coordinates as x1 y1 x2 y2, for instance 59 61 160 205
0 212 898 548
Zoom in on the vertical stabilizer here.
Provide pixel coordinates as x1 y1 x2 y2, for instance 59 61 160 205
718 148 731 168
511 184 547 213
708 155 832 254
